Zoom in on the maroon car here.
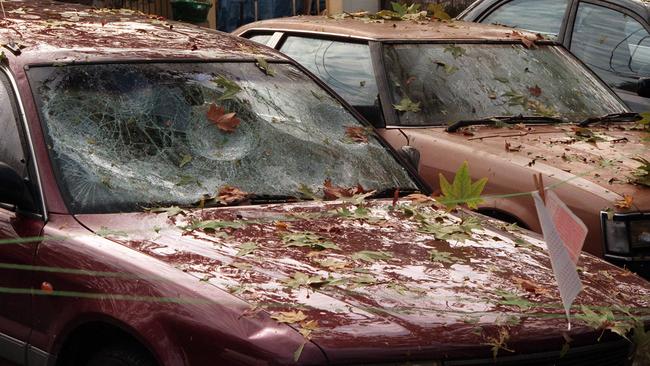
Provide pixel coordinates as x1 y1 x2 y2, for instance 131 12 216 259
0 1 649 366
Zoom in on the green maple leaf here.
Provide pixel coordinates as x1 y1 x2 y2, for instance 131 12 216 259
255 57 275 76
236 242 258 257
630 157 650 187
637 112 650 128
282 232 341 251
429 249 460 264
438 161 488 209
351 250 393 262
213 75 242 101
444 45 466 59
393 97 421 113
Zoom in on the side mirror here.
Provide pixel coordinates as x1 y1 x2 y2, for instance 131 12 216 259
638 78 650 98
0 162 32 209
399 146 421 170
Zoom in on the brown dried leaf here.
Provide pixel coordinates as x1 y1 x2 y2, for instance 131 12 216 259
505 141 522 152
615 194 634 209
323 179 366 200
509 30 538 49
218 185 249 205
207 103 240 133
513 276 550 296
345 126 369 143
528 85 542 97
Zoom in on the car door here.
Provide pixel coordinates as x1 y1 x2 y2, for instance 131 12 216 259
567 1 650 112
0 68 45 365
276 34 385 125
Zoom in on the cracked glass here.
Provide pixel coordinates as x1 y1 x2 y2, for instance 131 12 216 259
383 43 626 126
28 62 416 213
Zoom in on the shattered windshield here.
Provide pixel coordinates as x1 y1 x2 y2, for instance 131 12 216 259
383 43 627 126
28 62 417 214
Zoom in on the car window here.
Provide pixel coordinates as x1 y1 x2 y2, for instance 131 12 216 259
571 3 650 90
481 0 569 38
247 34 271 45
0 73 26 177
279 36 378 107
383 43 626 126
28 62 417 214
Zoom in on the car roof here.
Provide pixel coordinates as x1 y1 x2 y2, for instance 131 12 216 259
0 0 286 67
236 15 547 42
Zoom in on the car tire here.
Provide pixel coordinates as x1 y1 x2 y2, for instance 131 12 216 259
86 344 156 366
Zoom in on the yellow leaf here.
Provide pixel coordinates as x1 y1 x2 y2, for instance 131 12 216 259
272 310 307 324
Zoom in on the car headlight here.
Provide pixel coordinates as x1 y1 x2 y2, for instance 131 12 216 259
602 212 650 255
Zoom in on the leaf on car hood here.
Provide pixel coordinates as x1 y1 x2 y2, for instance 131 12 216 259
351 250 393 262
630 157 650 187
282 232 341 251
272 310 307 324
437 161 488 209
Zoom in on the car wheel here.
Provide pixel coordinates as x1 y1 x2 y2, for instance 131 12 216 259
86 344 156 366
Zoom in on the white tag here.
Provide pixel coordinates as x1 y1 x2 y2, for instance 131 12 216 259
533 191 584 330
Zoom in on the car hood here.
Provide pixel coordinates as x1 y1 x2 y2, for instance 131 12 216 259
75 200 650 361
417 124 649 211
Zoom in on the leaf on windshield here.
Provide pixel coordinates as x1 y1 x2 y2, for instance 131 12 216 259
323 179 367 200
282 232 341 251
444 44 466 59
178 154 192 168
345 126 371 143
434 60 459 75
507 30 542 49
218 185 250 205
213 75 242 101
437 161 488 210
528 85 542 97
207 103 241 133
393 97 421 113
615 194 634 209
255 57 275 76
351 250 393 262
630 157 650 187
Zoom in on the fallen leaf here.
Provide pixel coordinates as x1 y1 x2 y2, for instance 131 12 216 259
345 126 370 143
272 310 307 324
179 154 192 168
513 276 550 296
393 96 421 113
508 30 540 48
213 75 242 101
405 193 436 204
615 194 634 209
282 232 340 251
218 185 249 205
207 103 241 133
236 242 257 256
323 179 366 200
275 221 291 231
528 85 542 97
505 141 522 152
437 161 488 209
351 250 393 262
255 57 275 76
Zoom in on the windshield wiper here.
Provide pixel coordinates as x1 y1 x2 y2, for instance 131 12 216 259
578 112 642 127
249 194 301 204
370 187 421 199
446 116 565 133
